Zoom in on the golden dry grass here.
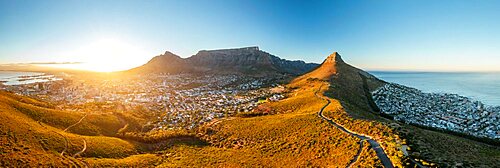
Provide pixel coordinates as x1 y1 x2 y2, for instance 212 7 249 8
85 154 161 167
161 80 362 167
0 91 145 167
291 52 339 83
351 140 383 167
154 54 405 167
287 55 405 166
3 52 498 167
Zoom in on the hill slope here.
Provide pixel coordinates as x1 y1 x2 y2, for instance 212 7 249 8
157 52 403 167
301 52 500 167
2 51 499 167
128 46 319 75
0 91 156 167
166 51 500 167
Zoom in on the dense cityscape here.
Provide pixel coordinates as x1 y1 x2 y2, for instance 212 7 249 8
373 83 500 140
0 73 286 130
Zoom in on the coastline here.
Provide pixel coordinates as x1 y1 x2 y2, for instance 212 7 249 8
370 71 500 106
0 71 61 86
372 82 500 142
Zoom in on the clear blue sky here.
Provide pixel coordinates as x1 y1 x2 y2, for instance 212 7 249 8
1 0 500 71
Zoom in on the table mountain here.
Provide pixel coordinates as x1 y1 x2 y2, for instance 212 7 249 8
128 46 318 75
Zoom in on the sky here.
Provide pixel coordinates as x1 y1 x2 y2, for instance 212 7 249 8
1 0 500 72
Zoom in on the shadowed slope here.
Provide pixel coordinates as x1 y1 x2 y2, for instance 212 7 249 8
128 51 188 74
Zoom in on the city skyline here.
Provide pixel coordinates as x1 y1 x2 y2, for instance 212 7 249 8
1 0 500 72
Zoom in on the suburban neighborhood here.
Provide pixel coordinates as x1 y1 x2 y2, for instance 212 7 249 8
373 83 500 140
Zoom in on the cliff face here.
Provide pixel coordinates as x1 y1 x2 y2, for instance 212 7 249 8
128 47 318 75
187 47 276 73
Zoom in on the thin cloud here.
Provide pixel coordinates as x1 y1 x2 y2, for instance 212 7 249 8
27 62 84 65
0 62 84 65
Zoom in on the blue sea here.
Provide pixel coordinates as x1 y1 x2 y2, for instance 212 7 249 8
370 71 500 106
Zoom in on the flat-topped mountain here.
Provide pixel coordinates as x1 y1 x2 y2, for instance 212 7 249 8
128 47 318 75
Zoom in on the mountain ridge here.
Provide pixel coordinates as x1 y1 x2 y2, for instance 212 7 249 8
128 46 319 75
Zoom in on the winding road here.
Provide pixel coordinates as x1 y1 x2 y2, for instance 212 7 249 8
315 87 394 168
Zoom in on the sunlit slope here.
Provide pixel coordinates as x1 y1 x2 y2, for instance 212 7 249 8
7 100 123 136
291 53 405 166
297 52 500 167
0 91 143 167
159 53 394 167
164 51 404 167
161 82 367 167
291 52 340 83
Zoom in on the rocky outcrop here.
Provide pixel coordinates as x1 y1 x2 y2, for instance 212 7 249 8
128 46 318 75
323 52 344 64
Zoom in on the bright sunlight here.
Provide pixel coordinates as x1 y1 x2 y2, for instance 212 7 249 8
46 38 150 72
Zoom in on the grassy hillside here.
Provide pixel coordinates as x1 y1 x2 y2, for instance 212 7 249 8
2 52 499 167
314 53 500 167
3 52 396 167
0 91 154 167
157 60 408 167
86 154 162 167
161 81 366 167
403 124 500 167
33 77 373 167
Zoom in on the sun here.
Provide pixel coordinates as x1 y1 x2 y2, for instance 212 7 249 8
53 37 150 72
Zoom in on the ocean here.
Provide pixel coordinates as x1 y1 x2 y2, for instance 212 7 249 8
0 71 61 85
370 71 500 106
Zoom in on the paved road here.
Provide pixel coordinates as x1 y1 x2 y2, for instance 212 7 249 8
315 88 394 168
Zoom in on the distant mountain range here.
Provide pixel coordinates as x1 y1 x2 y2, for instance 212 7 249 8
127 47 319 75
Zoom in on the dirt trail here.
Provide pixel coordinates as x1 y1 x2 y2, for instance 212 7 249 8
73 139 87 157
64 113 88 132
347 140 364 168
53 131 69 156
38 116 88 167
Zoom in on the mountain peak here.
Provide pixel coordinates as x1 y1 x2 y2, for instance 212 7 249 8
163 51 176 56
324 52 343 64
149 51 182 63
291 52 341 82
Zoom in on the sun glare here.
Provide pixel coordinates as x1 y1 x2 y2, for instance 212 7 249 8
48 38 150 72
